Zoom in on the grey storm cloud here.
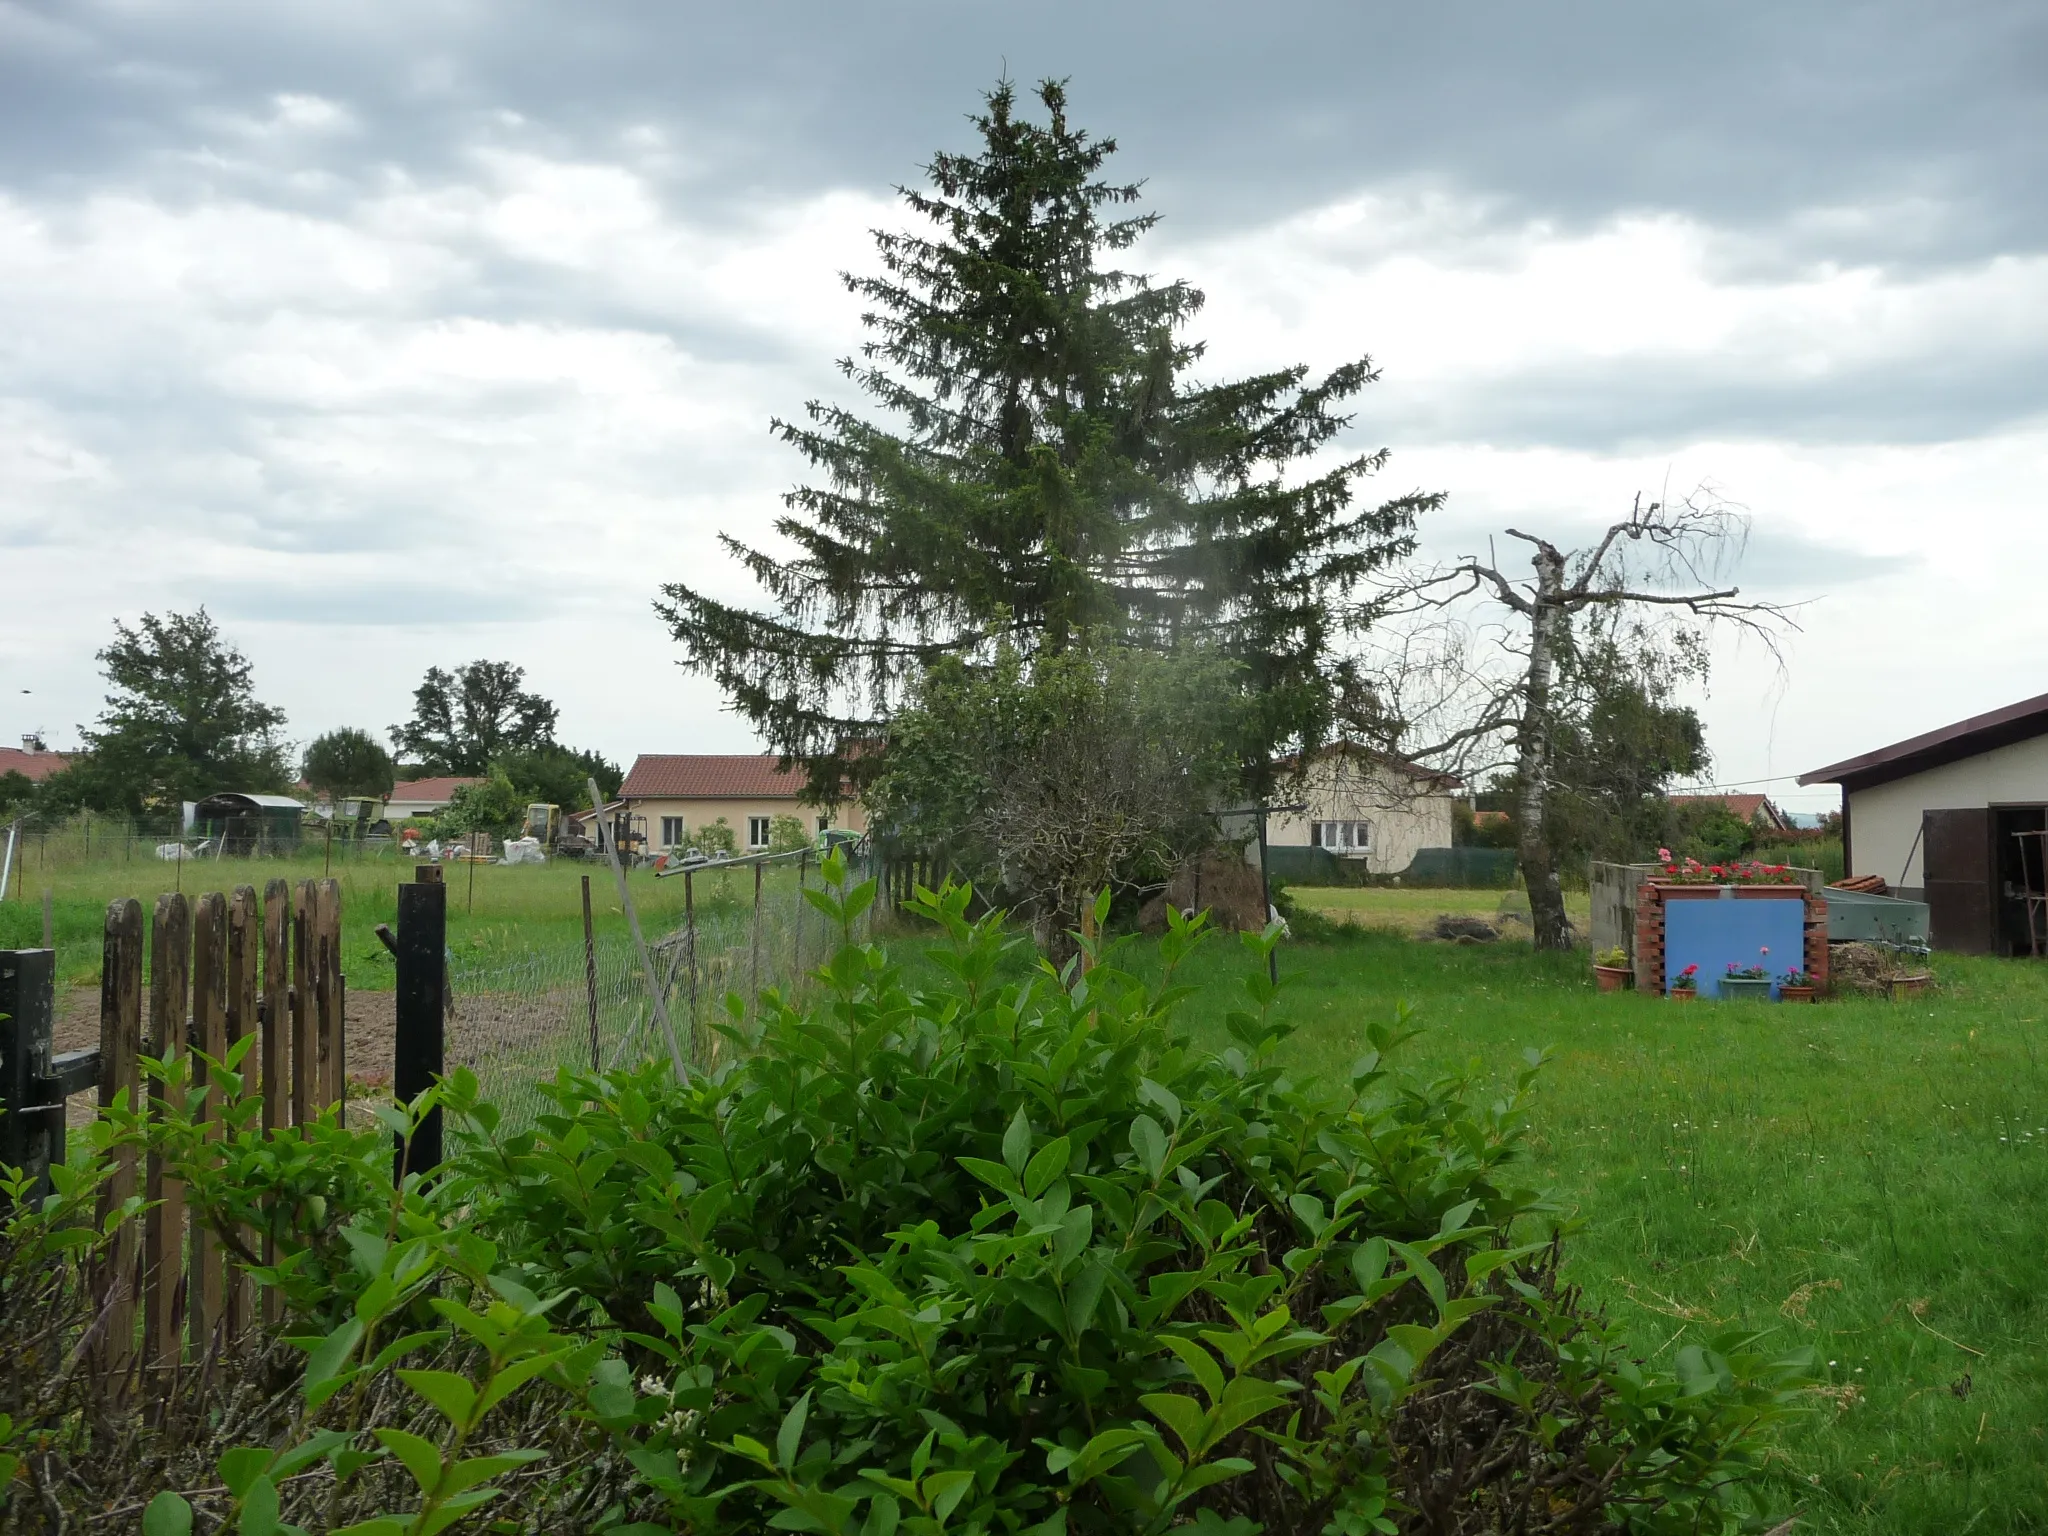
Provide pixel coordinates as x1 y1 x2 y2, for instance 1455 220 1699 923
2 0 2043 269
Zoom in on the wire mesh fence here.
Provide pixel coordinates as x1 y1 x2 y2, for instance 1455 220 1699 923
443 848 875 1129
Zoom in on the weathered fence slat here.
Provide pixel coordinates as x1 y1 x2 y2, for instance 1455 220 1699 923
317 878 344 1111
95 898 144 1388
260 878 290 1324
190 893 227 1349
226 885 258 1336
144 893 190 1374
291 879 314 1126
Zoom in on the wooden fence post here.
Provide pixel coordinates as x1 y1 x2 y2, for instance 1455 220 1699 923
259 879 289 1325
189 892 226 1350
394 873 446 1183
291 880 314 1125
318 878 344 1111
581 874 599 1071
225 885 258 1336
145 892 190 1375
96 898 143 1388
0 948 57 1193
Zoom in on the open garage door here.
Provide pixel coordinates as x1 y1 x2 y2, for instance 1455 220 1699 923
1923 808 1994 954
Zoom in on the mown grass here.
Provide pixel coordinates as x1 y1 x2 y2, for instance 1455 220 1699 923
1145 926 2048 1535
8 867 2042 1529
1284 881 1593 937
0 851 801 989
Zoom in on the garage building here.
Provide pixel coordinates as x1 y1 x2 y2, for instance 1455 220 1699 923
1799 691 2048 955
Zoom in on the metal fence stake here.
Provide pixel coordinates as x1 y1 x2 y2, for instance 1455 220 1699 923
581 874 600 1072
394 871 446 1183
588 778 688 1078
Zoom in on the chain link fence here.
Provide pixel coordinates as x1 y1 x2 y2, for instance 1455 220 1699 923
443 848 875 1128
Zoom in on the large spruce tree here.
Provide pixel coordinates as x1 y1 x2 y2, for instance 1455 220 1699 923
657 80 1439 795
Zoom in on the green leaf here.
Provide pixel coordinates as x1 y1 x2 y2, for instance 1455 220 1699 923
777 1390 812 1470
1024 1135 1071 1197
1065 1256 1109 1338
1160 1335 1225 1405
1138 1077 1182 1127
398 1368 478 1427
1139 1391 1209 1457
374 1428 444 1493
1129 1114 1168 1180
218 1446 273 1498
142 1492 193 1536
442 1448 548 1495
301 1318 364 1409
237 1473 280 1536
1437 1198 1482 1236
925 1468 976 1522
957 1156 1023 1198
1003 1105 1033 1175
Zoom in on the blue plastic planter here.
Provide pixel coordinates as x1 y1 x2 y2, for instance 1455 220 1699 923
1662 889 1806 1000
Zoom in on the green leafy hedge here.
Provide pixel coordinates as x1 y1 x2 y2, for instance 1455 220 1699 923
2 855 1809 1534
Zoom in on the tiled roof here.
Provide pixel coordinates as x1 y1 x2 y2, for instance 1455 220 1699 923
1670 793 1783 826
385 776 483 804
0 747 71 782
620 754 810 800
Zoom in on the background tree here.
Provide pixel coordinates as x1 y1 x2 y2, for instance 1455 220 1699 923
436 771 526 840
301 727 396 802
391 661 558 775
657 79 1436 799
767 813 811 854
1366 493 1791 949
492 744 623 812
72 608 292 813
869 641 1253 953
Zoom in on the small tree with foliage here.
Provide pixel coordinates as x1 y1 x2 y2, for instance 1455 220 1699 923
437 771 526 840
493 743 623 812
301 728 396 802
391 661 559 776
693 816 738 859
767 813 810 854
73 608 292 813
871 641 1252 950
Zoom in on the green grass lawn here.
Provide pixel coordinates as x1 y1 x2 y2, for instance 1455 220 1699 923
0 849 806 990
7 863 2042 1529
1145 927 2048 1535
1284 880 1594 937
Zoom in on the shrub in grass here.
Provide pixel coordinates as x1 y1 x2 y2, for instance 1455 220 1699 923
445 861 1809 1534
5 854 1809 1533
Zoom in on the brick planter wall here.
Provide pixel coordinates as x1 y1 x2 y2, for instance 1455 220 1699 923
1634 883 1829 997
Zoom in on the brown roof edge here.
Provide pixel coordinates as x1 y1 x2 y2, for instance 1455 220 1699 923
1798 690 2048 786
1273 741 1466 790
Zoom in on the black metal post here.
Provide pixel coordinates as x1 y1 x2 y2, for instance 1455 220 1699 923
0 948 59 1199
394 875 447 1183
1258 806 1278 987
683 869 700 1059
581 874 600 1070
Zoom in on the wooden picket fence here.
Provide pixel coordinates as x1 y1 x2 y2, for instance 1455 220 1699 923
93 878 346 1385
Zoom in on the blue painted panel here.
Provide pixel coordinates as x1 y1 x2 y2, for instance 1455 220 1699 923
1664 893 1806 999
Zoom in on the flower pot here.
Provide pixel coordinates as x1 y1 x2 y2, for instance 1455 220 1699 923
1778 985 1816 1004
1719 976 1773 1002
1884 973 1933 999
1669 988 1697 1002
1593 964 1631 993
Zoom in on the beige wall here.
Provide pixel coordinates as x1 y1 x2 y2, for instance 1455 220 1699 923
1846 732 2048 889
1266 756 1456 876
625 796 868 851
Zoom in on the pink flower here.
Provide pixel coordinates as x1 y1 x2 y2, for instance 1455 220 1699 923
1657 847 1672 861
1761 946 1770 956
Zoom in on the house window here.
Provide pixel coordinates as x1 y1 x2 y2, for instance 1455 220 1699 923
660 816 685 848
816 815 829 833
1313 820 1371 852
747 816 772 849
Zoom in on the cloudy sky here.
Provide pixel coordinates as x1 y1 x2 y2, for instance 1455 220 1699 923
2 1 2043 811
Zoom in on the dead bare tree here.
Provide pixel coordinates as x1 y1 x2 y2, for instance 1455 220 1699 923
1362 491 1796 950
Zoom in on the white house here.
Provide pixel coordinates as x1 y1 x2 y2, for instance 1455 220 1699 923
1800 690 2048 954
1265 745 1460 876
380 776 484 822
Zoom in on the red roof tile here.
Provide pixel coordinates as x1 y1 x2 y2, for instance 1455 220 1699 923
620 754 811 800
1669 793 1786 828
0 747 72 782
386 776 483 804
